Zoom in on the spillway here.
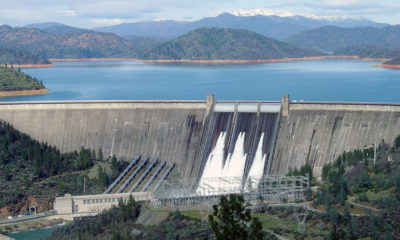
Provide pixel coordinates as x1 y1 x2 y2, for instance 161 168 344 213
197 103 280 195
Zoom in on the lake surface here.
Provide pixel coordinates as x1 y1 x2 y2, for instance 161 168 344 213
2 59 400 102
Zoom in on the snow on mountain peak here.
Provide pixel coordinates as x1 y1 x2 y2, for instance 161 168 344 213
230 8 363 21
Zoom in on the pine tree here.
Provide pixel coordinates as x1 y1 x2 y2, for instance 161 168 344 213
209 194 266 240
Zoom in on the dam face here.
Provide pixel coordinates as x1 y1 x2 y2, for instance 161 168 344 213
1 96 400 182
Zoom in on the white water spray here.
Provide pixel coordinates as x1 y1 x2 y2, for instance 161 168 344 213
245 133 267 190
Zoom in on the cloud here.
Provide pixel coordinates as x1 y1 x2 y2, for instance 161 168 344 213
61 10 77 17
90 18 135 26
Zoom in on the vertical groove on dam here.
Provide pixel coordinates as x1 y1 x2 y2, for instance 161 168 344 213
272 103 400 178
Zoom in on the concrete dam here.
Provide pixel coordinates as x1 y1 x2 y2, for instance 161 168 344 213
1 95 400 184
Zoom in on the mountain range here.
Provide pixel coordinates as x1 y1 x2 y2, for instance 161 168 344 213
0 11 398 63
92 13 387 40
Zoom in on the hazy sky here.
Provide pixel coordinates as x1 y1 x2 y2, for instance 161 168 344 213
1 0 400 28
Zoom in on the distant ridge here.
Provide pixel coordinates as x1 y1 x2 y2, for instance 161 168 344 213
0 25 139 58
286 25 400 51
142 28 321 60
94 12 387 40
24 22 65 29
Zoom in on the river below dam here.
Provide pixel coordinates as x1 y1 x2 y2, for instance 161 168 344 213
5 222 68 240
1 59 400 102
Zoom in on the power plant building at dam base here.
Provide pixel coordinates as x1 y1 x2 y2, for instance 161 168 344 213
1 95 400 184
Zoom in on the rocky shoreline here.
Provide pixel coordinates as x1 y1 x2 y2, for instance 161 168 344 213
0 89 50 98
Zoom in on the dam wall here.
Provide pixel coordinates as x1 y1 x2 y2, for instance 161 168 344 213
2 96 400 182
0 100 211 182
271 101 400 177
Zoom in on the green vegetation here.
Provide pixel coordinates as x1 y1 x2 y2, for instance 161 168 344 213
285 25 400 51
142 28 320 60
311 137 400 239
0 66 45 91
334 45 400 58
209 194 272 240
0 47 49 65
0 121 124 216
0 25 141 58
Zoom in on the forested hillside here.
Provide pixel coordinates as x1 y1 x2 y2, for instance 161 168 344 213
0 47 49 65
0 121 126 217
286 25 400 51
0 66 45 91
142 28 321 60
0 25 139 58
334 45 400 59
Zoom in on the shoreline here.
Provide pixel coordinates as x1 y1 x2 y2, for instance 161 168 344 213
140 56 391 63
1 63 55 69
3 56 393 69
0 89 50 98
49 55 390 64
49 58 140 62
1 218 65 234
373 64 400 69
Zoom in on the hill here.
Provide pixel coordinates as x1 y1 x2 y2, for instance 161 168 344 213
286 25 400 51
334 45 400 58
94 12 386 40
0 66 45 91
141 28 321 60
0 47 49 65
25 22 87 35
0 25 139 58
24 22 65 29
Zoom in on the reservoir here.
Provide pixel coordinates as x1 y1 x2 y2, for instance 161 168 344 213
2 59 400 102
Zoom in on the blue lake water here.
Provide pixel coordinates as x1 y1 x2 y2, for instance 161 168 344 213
2 59 400 102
